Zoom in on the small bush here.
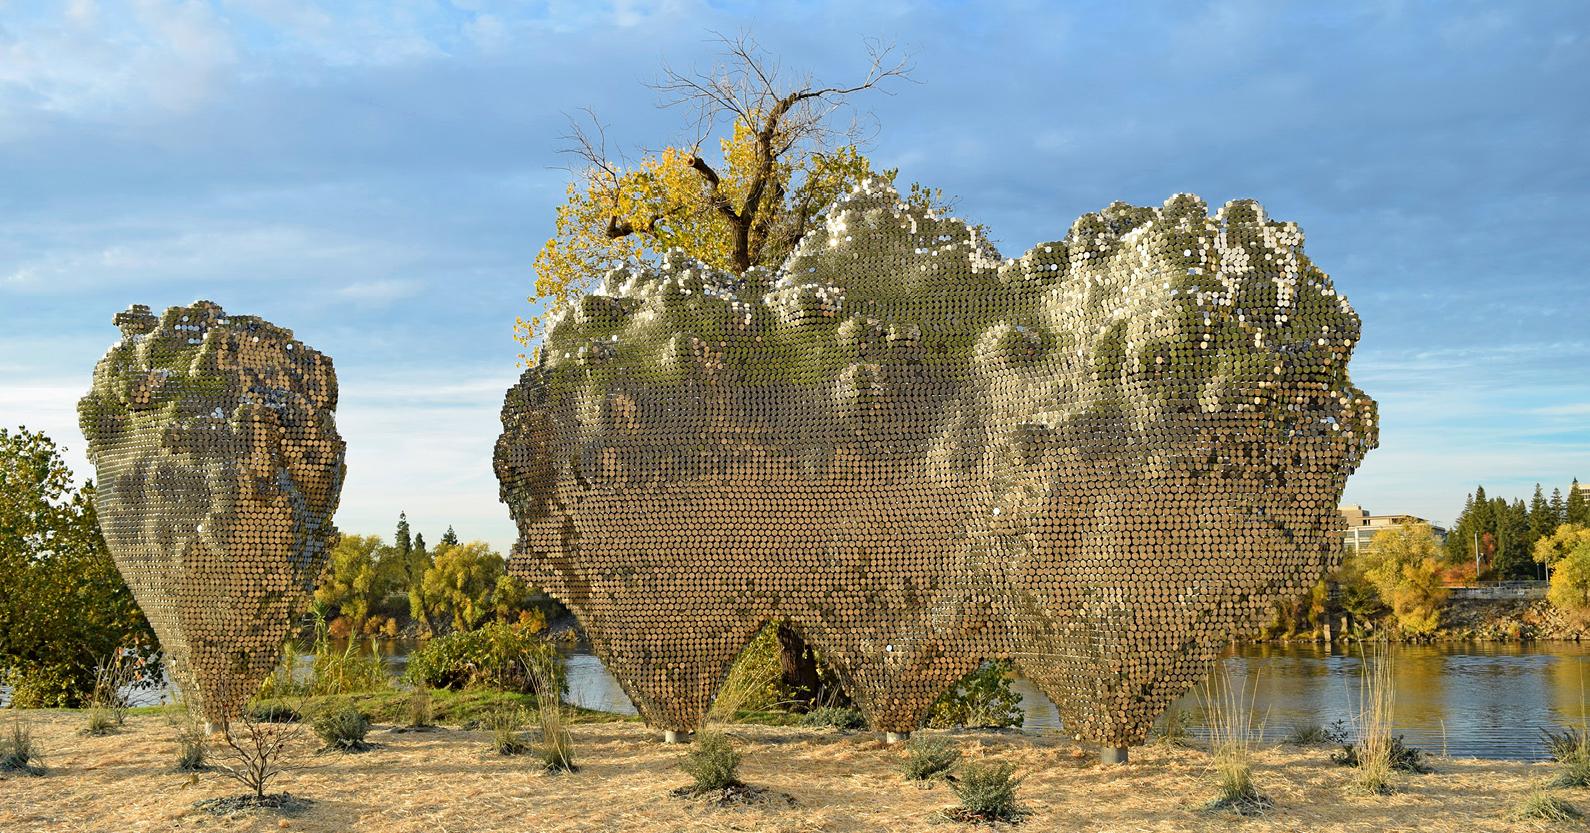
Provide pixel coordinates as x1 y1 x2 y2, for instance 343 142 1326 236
1286 719 1348 746
0 719 44 775
488 707 531 756
680 731 742 793
215 714 304 800
405 623 563 694
247 701 302 723
801 706 867 731
949 761 1026 823
1511 789 1582 822
311 704 372 752
1331 735 1431 775
1542 726 1590 788
925 661 1023 729
902 734 960 781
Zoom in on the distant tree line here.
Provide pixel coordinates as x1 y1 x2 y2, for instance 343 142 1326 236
1445 481 1588 580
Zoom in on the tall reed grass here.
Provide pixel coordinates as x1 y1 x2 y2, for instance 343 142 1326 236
1199 670 1271 814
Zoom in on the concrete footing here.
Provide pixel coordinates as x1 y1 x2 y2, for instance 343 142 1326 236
1100 746 1129 765
884 731 910 744
663 730 693 744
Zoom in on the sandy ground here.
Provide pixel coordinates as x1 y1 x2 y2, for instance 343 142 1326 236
0 710 1582 833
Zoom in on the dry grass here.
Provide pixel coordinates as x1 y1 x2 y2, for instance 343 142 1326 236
1350 648 1397 794
0 710 1566 832
1200 672 1271 815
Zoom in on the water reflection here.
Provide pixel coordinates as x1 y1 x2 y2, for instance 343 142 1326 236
7 639 1583 759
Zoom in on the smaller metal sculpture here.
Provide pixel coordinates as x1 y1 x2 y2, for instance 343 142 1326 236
79 301 344 724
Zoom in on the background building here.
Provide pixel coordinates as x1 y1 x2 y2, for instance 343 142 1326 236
1339 505 1448 552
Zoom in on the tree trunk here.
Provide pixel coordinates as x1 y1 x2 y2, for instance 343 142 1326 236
775 622 821 710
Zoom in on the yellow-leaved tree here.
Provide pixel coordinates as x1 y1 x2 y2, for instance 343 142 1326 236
514 33 916 358
1358 522 1450 637
1535 524 1590 617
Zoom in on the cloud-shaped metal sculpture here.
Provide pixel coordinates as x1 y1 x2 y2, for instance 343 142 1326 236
495 180 1376 748
79 301 344 724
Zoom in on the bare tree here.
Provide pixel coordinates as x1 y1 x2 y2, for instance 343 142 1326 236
567 31 912 273
212 706 310 802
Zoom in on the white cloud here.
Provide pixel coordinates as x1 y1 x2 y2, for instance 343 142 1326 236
337 279 423 303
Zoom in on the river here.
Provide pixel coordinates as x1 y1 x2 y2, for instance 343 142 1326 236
8 640 1584 760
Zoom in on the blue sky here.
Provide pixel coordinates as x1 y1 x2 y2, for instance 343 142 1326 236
2 0 1586 553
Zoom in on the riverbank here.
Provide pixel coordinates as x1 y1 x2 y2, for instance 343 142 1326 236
1258 597 1590 644
1 710 1578 832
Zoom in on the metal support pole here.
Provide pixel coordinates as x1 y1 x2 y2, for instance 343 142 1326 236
884 731 910 744
663 730 693 744
1100 746 1129 765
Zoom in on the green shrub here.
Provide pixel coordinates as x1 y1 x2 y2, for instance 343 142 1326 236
311 703 372 752
680 731 742 793
901 734 960 781
0 719 45 775
405 623 563 694
488 707 531 755
949 761 1026 822
924 661 1022 729
801 706 866 731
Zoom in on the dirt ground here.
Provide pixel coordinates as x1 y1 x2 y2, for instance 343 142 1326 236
0 710 1580 833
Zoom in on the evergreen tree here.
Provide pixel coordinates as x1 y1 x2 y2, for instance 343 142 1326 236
1529 483 1554 543
414 532 427 557
395 512 412 559
1447 491 1477 562
440 525 459 547
1494 498 1534 579
1569 479 1589 526
1551 487 1567 527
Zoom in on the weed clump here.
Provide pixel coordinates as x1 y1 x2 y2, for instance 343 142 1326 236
902 734 960 782
247 700 302 723
311 703 373 752
0 719 45 776
946 760 1027 823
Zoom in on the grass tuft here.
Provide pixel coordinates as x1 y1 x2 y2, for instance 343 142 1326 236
1510 788 1582 822
1542 726 1590 789
1201 672 1271 815
0 718 45 776
488 707 531 756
